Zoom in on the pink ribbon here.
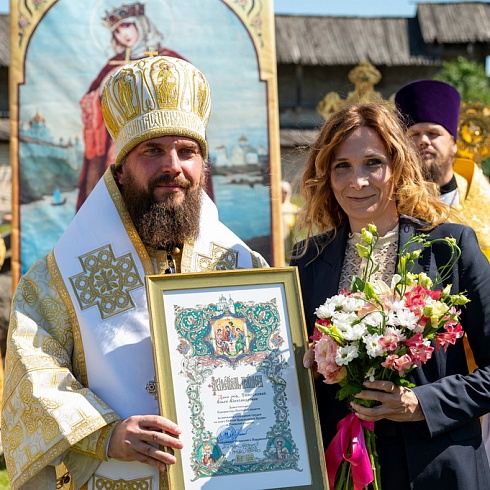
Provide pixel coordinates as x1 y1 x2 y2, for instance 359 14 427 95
325 412 375 490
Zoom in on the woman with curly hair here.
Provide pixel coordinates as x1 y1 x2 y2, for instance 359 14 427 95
292 102 490 489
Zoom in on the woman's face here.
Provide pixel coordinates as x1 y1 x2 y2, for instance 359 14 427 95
113 22 140 47
330 126 398 235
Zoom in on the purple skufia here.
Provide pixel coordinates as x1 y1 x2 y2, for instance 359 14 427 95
394 79 461 139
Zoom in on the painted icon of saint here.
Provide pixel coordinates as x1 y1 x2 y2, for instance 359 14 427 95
76 2 186 210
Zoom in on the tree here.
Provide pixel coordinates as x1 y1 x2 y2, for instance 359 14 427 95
436 56 490 105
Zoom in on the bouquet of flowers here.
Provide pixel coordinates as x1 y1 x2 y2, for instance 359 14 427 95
312 224 469 490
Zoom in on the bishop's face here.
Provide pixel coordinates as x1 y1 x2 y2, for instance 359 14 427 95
116 135 206 249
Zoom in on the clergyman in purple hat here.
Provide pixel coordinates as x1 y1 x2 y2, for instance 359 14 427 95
396 78 490 466
395 79 490 260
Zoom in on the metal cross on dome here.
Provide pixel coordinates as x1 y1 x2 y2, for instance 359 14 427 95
144 47 159 57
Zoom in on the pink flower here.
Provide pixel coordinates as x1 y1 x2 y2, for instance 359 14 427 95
440 308 461 329
404 286 442 316
404 285 427 307
358 302 377 317
379 330 400 351
381 354 399 370
409 344 434 367
310 325 325 342
381 353 414 376
393 354 415 376
402 332 425 348
400 332 434 366
314 335 347 384
323 367 348 384
435 324 464 352
378 292 398 310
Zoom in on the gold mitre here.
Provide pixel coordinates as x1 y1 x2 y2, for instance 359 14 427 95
101 54 211 166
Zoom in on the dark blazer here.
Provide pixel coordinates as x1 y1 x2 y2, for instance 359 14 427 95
291 216 490 489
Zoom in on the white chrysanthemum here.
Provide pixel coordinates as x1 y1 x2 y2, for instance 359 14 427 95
342 322 368 341
314 302 336 319
363 311 384 327
390 307 419 330
315 294 348 318
336 344 360 366
390 299 407 312
342 296 365 313
383 326 406 341
331 311 359 332
386 309 397 325
363 333 384 357
330 294 350 306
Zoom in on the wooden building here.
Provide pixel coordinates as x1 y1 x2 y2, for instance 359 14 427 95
276 1 490 185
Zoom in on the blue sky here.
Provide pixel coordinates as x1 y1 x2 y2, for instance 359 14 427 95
274 0 487 16
1 0 487 16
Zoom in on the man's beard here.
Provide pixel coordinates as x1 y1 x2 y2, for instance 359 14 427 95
120 173 203 250
419 153 453 186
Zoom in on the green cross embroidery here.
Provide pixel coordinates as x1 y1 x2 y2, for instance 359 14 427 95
69 244 143 319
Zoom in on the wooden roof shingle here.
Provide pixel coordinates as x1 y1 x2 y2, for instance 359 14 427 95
275 15 440 67
417 2 490 43
0 15 9 67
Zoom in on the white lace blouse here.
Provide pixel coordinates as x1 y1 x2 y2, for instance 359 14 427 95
338 225 399 292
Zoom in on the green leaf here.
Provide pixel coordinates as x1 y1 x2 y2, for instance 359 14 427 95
397 378 415 388
363 281 376 299
350 276 365 293
336 382 363 401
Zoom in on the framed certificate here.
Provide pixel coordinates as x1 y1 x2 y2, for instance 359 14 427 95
146 267 328 490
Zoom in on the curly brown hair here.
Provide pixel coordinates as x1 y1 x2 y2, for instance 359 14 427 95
297 102 450 243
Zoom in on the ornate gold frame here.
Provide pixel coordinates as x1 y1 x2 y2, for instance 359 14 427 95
146 267 327 489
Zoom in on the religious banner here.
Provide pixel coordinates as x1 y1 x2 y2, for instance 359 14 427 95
146 267 327 489
9 0 282 283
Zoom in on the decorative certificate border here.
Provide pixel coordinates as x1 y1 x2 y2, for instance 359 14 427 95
146 267 327 489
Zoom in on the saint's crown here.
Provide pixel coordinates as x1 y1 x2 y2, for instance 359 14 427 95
102 2 145 29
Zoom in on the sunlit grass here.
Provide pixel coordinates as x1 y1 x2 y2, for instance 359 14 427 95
0 455 9 489
0 472 9 489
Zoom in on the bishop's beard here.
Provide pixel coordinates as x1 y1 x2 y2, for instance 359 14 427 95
120 173 203 250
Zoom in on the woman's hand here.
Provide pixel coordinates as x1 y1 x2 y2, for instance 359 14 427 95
303 342 316 369
108 415 184 472
350 380 425 422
